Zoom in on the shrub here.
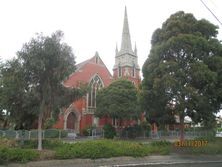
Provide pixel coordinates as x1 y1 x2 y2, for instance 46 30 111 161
55 139 171 159
55 140 146 159
22 139 63 150
121 124 144 139
82 128 88 136
195 132 216 142
44 129 59 138
103 124 116 139
0 147 39 164
150 140 171 146
61 130 68 138
82 127 92 136
0 138 18 148
217 127 222 132
44 118 56 129
141 121 151 131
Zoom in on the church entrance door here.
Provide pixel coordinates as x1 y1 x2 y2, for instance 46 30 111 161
66 112 76 130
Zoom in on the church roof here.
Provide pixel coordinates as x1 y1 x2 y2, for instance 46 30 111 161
64 52 112 88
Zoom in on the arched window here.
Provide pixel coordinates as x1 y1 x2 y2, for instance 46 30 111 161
87 75 104 109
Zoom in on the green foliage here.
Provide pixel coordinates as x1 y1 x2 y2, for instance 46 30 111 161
0 59 38 129
121 125 143 139
95 79 140 121
0 147 39 164
142 11 222 132
0 137 18 148
10 30 86 150
140 121 151 131
195 131 216 142
120 123 151 139
44 129 56 138
81 126 94 136
217 128 222 132
151 140 171 146
103 124 116 139
44 118 56 129
22 139 64 150
55 140 171 159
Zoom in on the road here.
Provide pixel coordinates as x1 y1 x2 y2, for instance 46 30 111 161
3 155 222 167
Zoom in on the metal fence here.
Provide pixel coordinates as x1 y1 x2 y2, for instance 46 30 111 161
148 130 214 139
0 128 213 140
0 129 69 140
91 128 104 139
117 129 214 139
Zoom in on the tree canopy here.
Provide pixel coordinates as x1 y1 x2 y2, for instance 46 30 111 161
0 59 38 129
142 11 222 138
95 79 140 122
0 31 86 150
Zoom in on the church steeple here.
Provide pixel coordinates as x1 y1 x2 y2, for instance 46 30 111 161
113 6 140 84
120 6 133 53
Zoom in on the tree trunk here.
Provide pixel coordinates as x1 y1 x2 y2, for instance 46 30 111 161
3 119 8 129
179 115 185 141
38 100 45 151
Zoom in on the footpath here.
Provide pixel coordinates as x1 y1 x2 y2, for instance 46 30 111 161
3 154 222 167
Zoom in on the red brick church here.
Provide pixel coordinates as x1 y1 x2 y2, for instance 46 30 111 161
54 7 141 133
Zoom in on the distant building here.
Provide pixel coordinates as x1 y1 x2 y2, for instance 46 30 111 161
54 7 141 133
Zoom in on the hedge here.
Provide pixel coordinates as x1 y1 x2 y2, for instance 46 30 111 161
55 140 171 159
0 147 39 164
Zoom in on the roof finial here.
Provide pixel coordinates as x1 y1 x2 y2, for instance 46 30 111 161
120 6 133 53
95 51 99 57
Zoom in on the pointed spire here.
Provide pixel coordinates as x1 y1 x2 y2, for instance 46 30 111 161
120 6 133 53
95 51 99 64
134 42 137 56
95 51 99 57
115 43 118 56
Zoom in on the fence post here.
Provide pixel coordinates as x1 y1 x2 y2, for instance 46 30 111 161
3 131 6 137
92 129 95 139
42 130 45 140
28 131 31 140
59 130 61 140
15 131 19 140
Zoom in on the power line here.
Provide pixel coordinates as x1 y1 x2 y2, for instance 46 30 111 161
200 0 222 26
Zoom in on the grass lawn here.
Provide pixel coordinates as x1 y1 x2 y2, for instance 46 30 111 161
0 137 222 164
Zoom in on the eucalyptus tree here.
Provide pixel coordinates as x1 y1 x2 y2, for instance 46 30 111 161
142 11 222 140
17 31 79 150
0 59 39 129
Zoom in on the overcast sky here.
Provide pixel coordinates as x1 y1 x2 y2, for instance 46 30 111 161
0 0 222 116
1 0 222 72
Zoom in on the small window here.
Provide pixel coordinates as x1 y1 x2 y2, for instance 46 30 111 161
132 65 136 77
118 66 122 77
